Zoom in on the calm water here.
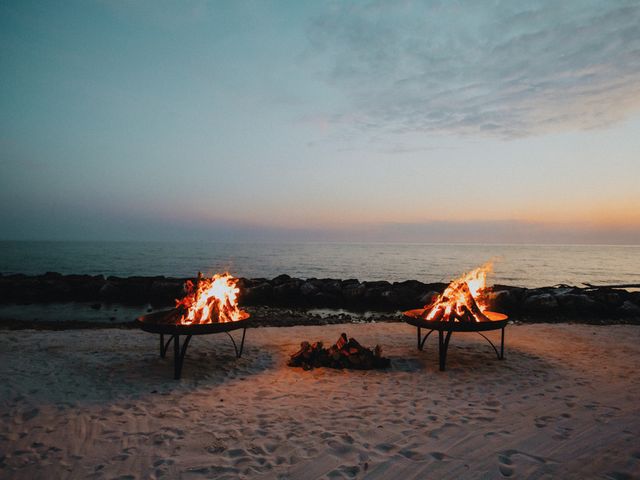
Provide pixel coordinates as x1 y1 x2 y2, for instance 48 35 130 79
0 241 638 288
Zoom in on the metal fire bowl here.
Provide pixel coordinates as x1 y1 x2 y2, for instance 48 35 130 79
137 308 252 336
403 309 508 332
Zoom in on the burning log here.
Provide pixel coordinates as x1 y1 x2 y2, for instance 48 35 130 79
288 333 390 370
175 272 247 325
423 262 493 323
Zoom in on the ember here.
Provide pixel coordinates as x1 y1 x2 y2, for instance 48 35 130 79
288 333 390 370
175 272 247 325
424 262 493 322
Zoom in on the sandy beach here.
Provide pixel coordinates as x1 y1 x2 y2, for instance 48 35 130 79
2 322 640 479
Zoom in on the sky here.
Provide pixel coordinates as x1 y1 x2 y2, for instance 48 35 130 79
1 0 639 244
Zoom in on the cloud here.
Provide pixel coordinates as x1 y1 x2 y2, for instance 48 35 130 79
307 0 640 138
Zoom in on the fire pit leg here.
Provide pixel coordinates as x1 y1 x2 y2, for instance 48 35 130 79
476 330 505 360
160 334 175 359
173 334 193 379
438 330 453 371
417 327 434 351
225 328 247 358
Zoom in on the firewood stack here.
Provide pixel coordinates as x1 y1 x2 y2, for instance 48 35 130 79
424 281 490 323
288 333 390 370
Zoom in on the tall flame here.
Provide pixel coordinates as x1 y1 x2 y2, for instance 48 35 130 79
175 273 245 325
426 261 493 322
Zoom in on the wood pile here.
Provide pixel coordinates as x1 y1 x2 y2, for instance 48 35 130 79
288 333 390 370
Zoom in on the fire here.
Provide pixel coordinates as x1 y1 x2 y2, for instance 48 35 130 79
175 272 246 325
425 262 493 322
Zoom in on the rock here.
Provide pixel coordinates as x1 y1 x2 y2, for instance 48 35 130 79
485 289 518 313
149 280 183 303
98 282 121 301
523 293 559 313
311 292 340 306
271 274 292 285
418 291 439 307
618 301 640 317
380 289 402 306
556 293 599 315
589 290 623 308
273 279 303 302
393 279 427 291
319 279 343 295
300 282 320 296
343 282 366 301
241 282 273 304
363 287 387 303
362 281 392 290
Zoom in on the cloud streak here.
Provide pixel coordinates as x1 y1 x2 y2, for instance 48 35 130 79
308 0 640 138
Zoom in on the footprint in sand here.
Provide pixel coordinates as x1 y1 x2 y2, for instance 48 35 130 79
497 449 555 478
375 442 395 453
429 452 447 461
606 472 635 480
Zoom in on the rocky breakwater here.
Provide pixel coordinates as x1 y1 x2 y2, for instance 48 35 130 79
0 272 639 323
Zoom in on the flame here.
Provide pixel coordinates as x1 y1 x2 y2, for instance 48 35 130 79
175 273 246 325
425 261 493 322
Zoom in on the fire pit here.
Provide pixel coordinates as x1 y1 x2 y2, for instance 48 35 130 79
137 273 252 379
404 263 508 371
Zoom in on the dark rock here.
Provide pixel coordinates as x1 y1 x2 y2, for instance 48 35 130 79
523 293 559 313
363 287 387 304
343 282 366 301
618 301 640 317
311 292 340 306
590 290 623 308
149 280 183 302
418 291 439 306
393 279 427 291
273 279 303 302
485 290 518 313
319 279 343 295
272 274 292 285
98 282 121 301
556 293 599 316
380 289 402 306
44 272 63 278
362 281 392 290
300 282 320 296
241 282 273 304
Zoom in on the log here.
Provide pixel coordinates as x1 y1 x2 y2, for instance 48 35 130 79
459 282 490 322
287 333 390 370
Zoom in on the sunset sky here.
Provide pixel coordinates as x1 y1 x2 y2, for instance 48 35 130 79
1 1 639 243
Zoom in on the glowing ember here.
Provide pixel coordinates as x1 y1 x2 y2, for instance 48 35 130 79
425 262 493 322
175 272 247 325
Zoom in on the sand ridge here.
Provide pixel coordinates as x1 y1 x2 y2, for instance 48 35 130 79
1 323 640 479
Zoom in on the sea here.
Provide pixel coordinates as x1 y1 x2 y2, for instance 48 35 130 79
0 241 638 288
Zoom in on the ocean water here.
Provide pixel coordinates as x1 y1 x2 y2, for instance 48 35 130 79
0 241 638 288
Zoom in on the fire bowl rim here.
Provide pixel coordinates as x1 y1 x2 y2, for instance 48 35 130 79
137 308 252 335
403 309 508 332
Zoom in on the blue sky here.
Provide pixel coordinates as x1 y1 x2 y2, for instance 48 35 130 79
1 0 639 243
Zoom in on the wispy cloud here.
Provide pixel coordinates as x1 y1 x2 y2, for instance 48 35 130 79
307 0 640 138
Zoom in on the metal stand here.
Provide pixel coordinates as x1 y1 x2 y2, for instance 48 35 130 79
158 328 247 379
416 326 505 371
225 328 247 358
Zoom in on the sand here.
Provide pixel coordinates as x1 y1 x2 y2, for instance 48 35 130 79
1 322 639 479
